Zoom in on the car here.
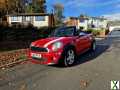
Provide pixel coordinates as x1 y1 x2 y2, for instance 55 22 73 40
28 26 96 66
108 29 120 37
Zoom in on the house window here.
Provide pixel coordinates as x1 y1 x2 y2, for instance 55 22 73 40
11 16 19 21
25 16 31 21
79 19 85 23
35 16 45 21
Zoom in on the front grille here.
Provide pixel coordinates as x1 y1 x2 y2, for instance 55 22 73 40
30 46 48 52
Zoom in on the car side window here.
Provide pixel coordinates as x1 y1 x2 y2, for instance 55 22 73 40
65 28 74 36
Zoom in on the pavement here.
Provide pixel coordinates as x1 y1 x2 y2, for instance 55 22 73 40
0 36 120 90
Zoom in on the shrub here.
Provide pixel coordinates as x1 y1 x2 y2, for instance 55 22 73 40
105 29 110 35
86 29 105 36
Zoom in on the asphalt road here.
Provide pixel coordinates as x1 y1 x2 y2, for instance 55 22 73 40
0 36 120 90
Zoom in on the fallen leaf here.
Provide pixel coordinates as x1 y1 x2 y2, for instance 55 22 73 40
2 67 5 70
19 83 28 90
80 80 90 88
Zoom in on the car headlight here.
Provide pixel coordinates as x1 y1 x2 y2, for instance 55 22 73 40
52 42 63 52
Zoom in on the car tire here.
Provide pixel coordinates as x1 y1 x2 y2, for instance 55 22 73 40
90 41 96 51
63 48 76 67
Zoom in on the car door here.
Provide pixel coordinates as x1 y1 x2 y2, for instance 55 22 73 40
82 35 90 50
76 32 91 54
85 35 92 49
75 36 85 54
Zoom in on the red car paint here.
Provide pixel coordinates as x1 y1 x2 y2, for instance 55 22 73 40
29 26 94 65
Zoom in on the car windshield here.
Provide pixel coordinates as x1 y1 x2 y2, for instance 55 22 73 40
50 27 74 37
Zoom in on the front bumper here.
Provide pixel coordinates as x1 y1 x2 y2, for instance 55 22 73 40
28 50 62 65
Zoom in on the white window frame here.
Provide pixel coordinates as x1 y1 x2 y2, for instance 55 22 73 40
35 16 45 21
11 16 19 21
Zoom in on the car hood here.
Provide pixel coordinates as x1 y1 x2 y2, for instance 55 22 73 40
31 37 65 47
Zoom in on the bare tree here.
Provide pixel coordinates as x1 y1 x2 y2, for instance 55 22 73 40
53 3 64 26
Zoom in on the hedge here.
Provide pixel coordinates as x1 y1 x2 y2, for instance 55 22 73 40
0 25 56 41
0 25 57 51
86 29 106 36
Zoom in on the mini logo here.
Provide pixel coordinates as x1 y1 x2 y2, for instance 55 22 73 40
111 80 119 90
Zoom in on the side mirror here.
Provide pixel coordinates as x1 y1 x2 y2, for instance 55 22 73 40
79 32 86 36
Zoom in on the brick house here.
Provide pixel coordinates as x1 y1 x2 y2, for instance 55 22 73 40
64 17 79 29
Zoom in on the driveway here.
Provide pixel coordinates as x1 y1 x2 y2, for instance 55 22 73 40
0 36 120 90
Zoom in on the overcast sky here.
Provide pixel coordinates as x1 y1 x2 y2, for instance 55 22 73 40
46 0 120 19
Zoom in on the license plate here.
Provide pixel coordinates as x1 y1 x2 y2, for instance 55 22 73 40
31 53 42 58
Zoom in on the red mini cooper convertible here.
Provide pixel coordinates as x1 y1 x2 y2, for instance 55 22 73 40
29 26 96 66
